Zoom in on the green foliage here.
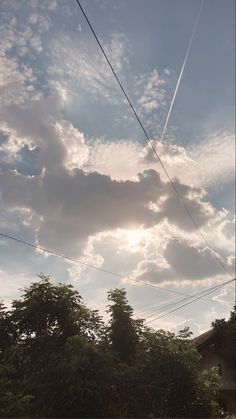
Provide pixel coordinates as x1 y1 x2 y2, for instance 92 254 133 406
211 305 236 370
107 288 140 363
0 276 226 418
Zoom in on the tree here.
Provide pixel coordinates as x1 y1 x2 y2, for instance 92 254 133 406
211 305 236 370
0 275 104 418
10 274 102 342
0 277 226 418
107 288 139 363
131 327 222 418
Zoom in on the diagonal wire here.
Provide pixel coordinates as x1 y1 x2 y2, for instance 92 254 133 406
135 280 231 315
139 280 234 319
75 0 232 279
135 280 229 317
0 231 229 303
146 278 235 324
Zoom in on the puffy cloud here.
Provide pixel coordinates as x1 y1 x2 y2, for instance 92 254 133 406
0 97 65 173
0 163 221 257
0 169 159 253
0 94 90 175
157 189 215 231
163 239 228 280
143 133 235 190
220 217 235 241
54 120 89 170
85 131 235 194
0 0 234 298
142 141 193 166
85 139 142 181
134 238 230 284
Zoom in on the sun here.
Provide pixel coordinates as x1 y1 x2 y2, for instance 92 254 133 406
124 228 147 248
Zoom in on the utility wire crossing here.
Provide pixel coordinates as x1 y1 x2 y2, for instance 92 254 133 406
0 1 234 323
145 278 235 324
75 0 232 280
0 231 231 306
135 280 234 318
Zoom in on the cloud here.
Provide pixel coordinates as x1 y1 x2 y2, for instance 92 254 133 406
143 132 235 190
134 238 230 284
85 139 142 180
0 96 65 173
46 31 171 136
47 32 129 105
0 169 160 254
54 120 89 170
131 68 172 136
164 239 227 280
188 132 235 189
221 217 235 241
0 3 53 107
157 185 215 232
0 162 221 258
136 69 168 113
86 131 235 195
0 1 234 299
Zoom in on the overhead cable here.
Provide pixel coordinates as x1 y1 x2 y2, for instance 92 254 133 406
0 231 229 303
146 278 235 324
139 280 234 319
75 0 232 279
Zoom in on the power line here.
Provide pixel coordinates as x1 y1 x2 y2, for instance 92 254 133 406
75 0 232 279
146 278 234 324
135 280 230 315
140 280 234 319
146 278 235 324
159 0 206 144
0 231 230 303
135 281 229 317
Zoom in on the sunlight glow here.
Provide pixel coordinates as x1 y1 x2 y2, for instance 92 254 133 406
124 228 147 249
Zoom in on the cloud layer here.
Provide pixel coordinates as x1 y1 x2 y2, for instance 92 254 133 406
0 0 234 299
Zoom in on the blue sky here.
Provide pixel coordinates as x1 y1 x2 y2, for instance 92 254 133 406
0 0 235 335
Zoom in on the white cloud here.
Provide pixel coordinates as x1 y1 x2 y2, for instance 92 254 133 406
136 69 167 113
142 132 235 190
54 120 89 170
85 131 235 196
47 32 129 105
188 132 235 188
0 2 234 306
0 4 52 109
86 139 142 180
1 165 224 259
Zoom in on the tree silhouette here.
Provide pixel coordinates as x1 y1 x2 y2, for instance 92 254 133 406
0 275 225 418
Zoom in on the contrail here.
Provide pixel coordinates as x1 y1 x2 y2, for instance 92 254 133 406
160 0 206 143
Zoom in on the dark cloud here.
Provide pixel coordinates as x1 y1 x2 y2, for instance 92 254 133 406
163 239 226 280
135 238 229 284
0 162 217 257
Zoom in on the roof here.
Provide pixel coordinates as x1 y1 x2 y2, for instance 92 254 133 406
192 329 215 350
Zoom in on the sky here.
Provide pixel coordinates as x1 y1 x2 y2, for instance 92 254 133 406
0 0 235 336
